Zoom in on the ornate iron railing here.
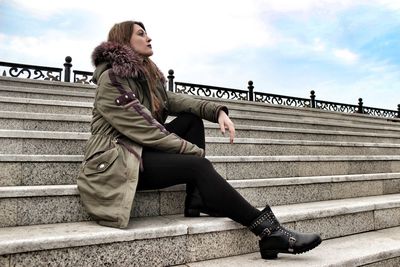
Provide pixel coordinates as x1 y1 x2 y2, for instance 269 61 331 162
175 82 249 100
73 70 93 84
0 61 62 81
1 58 399 119
254 91 311 108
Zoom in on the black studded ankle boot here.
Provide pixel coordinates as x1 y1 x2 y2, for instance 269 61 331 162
184 186 223 217
249 205 322 259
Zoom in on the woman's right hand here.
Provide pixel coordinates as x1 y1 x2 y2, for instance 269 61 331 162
218 110 235 144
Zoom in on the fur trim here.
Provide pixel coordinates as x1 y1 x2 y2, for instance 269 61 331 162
91 42 165 83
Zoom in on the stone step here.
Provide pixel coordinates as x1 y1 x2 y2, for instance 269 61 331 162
2 83 399 130
179 226 400 267
3 129 400 156
1 111 400 143
2 154 400 186
231 113 400 135
1 194 399 266
208 96 400 125
2 75 398 125
0 96 92 115
1 113 400 147
2 75 399 125
0 84 94 102
1 173 399 227
1 96 400 135
0 76 95 93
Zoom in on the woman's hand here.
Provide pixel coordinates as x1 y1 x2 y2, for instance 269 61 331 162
218 110 235 144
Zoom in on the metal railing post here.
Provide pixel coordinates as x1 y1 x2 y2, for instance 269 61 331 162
64 56 72 82
168 69 174 92
397 104 400 118
357 98 364 113
247 80 254 101
310 90 316 108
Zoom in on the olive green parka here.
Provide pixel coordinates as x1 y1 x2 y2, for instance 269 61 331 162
77 42 228 228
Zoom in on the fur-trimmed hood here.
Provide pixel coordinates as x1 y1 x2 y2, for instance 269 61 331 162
91 41 165 83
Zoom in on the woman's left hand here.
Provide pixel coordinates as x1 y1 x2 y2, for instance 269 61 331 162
218 110 235 144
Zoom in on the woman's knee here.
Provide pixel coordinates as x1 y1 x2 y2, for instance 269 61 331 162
182 156 214 175
179 112 204 127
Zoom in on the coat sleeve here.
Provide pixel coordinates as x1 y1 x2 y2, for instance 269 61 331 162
96 70 204 156
166 91 229 123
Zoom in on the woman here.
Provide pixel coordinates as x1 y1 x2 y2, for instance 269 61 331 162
77 20 321 260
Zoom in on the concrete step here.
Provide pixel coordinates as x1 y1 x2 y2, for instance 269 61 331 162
2 76 399 126
2 112 400 150
0 76 95 93
3 129 400 156
2 153 400 186
2 111 400 143
1 194 399 266
231 113 400 135
1 84 399 131
0 84 94 102
0 111 91 132
0 96 92 115
1 96 400 135
179 226 400 267
1 173 400 226
206 96 400 125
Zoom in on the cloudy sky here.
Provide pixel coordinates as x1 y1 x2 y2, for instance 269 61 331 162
1 0 399 110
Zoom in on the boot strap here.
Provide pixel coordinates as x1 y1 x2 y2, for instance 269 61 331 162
248 206 280 238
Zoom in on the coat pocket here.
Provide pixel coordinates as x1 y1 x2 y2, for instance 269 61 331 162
80 146 127 201
84 148 119 176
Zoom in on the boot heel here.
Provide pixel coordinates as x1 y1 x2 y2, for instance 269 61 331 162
260 249 278 259
184 208 200 217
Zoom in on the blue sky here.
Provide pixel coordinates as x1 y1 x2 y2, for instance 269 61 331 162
1 0 399 110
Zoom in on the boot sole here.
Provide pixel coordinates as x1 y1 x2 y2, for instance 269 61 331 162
260 237 322 259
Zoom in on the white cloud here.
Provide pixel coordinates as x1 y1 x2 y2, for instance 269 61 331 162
0 31 97 70
9 0 94 19
312 38 326 52
333 48 359 64
2 0 400 110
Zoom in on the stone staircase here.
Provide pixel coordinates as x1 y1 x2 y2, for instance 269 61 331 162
1 76 400 266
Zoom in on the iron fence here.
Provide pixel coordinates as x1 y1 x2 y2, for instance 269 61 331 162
1 57 399 119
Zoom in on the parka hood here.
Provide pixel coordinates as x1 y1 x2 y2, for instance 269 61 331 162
91 41 165 84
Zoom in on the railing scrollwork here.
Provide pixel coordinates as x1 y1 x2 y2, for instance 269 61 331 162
73 70 94 85
254 92 311 108
0 61 62 81
0 60 398 119
175 82 248 101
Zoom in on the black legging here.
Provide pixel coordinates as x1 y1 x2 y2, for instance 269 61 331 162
137 113 261 226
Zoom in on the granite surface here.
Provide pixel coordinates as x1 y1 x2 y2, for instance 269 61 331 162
10 235 187 267
296 211 374 239
187 229 258 262
21 162 80 185
374 207 400 229
362 257 400 267
383 179 400 194
17 196 90 226
0 255 9 267
180 227 400 267
0 162 22 186
0 198 17 227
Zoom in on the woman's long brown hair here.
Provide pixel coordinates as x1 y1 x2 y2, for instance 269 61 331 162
107 20 162 115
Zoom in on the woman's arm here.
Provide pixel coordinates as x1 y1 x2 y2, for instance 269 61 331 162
95 70 204 156
167 91 235 143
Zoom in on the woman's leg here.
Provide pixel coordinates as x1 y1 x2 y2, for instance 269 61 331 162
165 113 215 216
137 150 260 226
165 112 205 149
139 112 322 259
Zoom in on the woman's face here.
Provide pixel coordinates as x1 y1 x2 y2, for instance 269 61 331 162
130 24 153 57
